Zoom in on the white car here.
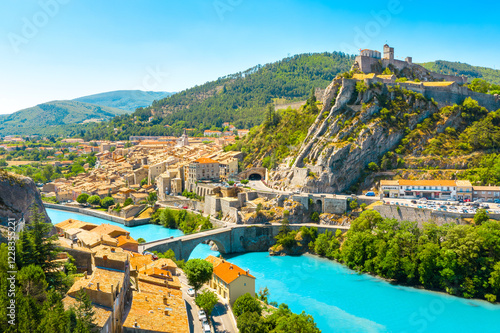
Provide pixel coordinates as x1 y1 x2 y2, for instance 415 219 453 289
187 288 195 297
198 310 207 322
202 322 211 333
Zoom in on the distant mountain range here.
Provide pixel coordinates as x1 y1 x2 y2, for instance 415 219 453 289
73 90 174 112
0 90 173 136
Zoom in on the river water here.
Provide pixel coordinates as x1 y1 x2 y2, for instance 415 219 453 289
47 208 500 333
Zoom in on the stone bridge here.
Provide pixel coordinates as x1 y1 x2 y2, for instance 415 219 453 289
237 168 267 181
139 224 349 261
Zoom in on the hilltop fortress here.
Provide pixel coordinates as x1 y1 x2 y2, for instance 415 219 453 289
352 44 500 111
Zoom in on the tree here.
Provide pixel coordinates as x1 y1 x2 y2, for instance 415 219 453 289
160 209 177 229
233 293 262 317
100 196 115 209
468 78 490 94
195 290 218 317
76 193 89 204
349 199 358 211
137 238 146 244
146 192 157 206
140 178 148 186
474 209 489 225
73 289 97 332
184 259 213 295
241 179 249 185
0 158 7 167
237 311 268 333
368 162 379 171
310 211 319 222
87 195 101 206
123 198 133 207
273 311 321 333
257 287 270 304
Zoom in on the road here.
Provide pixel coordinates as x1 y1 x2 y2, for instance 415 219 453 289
179 272 238 333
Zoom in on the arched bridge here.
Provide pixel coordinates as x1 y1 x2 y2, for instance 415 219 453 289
237 167 267 181
139 224 349 261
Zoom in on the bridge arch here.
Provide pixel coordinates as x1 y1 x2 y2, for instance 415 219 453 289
184 238 228 261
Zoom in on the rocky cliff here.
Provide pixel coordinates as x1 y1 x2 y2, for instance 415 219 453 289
269 78 440 193
0 170 51 226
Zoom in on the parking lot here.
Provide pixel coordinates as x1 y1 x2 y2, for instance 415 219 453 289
382 198 500 215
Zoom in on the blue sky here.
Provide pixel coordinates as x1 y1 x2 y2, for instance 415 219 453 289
0 0 499 114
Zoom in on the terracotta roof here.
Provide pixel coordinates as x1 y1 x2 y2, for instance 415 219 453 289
472 186 500 191
123 285 188 333
456 180 473 187
205 255 223 268
380 180 399 186
68 267 125 295
117 235 139 247
194 157 219 164
398 180 457 186
55 219 97 231
62 296 112 328
91 223 129 237
206 256 255 284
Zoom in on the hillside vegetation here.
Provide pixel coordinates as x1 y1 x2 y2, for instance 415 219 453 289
0 101 129 136
421 60 500 85
79 52 354 141
74 90 173 112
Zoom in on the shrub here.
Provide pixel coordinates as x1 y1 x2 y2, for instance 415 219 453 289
123 198 133 207
241 179 249 185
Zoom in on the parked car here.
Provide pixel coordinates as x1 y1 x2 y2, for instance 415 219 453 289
418 197 428 202
182 206 188 209
365 191 375 197
202 322 211 333
198 310 207 321
187 288 195 297
411 200 417 204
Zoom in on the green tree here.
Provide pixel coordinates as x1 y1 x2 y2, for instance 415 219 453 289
76 193 89 204
468 78 490 94
257 287 270 304
273 311 321 333
367 162 379 171
140 178 148 186
184 259 213 295
241 179 249 185
137 238 146 244
237 311 268 333
146 192 157 206
349 199 358 210
73 289 97 332
123 198 133 207
474 209 489 225
310 211 319 222
87 195 101 206
195 290 218 317
100 196 115 209
233 293 262 317
160 208 177 229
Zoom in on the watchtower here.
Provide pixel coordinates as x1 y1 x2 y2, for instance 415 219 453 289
383 44 394 60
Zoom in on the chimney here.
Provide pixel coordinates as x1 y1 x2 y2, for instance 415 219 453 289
127 234 130 239
238 272 241 276
229 265 233 270
246 269 250 275
163 295 168 305
71 243 74 248
145 296 148 302
111 284 114 295
133 320 139 328
111 248 115 253
103 255 108 260
97 282 100 290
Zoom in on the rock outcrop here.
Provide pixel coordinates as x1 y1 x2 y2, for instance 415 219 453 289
270 78 440 193
0 171 51 226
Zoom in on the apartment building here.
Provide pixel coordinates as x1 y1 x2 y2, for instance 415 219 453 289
187 158 220 192
379 179 473 200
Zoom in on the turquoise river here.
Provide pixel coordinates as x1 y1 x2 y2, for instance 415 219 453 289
47 208 500 333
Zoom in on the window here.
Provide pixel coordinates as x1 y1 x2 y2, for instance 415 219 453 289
474 191 478 194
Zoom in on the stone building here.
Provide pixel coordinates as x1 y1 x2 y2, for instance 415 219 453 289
187 158 220 192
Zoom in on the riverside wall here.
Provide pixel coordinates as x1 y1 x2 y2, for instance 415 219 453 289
43 203 151 227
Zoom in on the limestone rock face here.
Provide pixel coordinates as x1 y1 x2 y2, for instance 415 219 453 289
269 78 440 193
0 171 51 225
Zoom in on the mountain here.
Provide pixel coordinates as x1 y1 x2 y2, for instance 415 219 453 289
420 60 500 85
0 100 130 136
73 90 174 112
79 52 355 140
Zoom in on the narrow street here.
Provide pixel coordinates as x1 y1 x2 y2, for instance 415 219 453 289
179 272 238 333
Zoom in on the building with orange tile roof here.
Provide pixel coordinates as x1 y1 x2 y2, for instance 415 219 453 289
117 234 139 252
62 295 113 332
205 256 255 305
122 282 189 333
54 219 98 234
91 223 129 238
187 157 220 191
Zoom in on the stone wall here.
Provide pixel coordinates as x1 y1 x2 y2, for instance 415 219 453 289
374 205 500 227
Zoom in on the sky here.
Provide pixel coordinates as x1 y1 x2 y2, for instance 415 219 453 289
0 0 499 114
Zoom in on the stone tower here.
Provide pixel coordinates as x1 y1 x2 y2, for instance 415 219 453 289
383 44 394 60
176 129 189 147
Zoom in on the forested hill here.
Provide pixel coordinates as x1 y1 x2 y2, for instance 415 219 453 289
74 90 174 112
421 60 500 85
80 52 355 140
